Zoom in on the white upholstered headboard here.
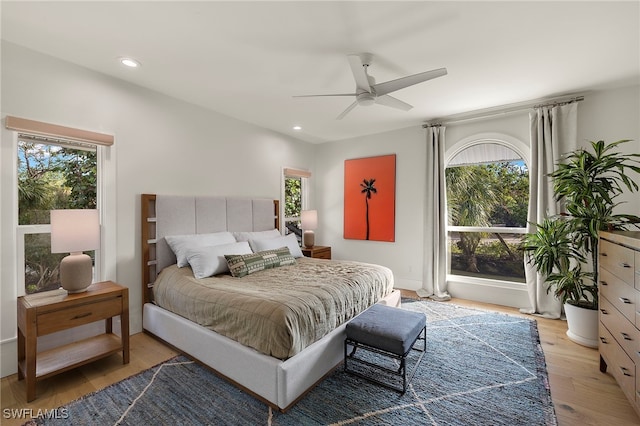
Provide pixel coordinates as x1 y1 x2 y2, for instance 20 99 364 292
141 194 279 305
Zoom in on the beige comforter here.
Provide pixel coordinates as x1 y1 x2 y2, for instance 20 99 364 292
152 257 394 359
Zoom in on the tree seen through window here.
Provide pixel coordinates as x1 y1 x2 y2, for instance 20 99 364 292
18 140 97 293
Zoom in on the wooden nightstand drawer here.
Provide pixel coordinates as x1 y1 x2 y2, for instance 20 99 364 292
302 245 331 259
38 296 123 335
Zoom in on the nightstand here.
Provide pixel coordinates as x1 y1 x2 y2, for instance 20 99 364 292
17 281 129 402
301 245 331 260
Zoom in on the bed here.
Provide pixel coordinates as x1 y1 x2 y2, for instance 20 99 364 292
140 194 400 411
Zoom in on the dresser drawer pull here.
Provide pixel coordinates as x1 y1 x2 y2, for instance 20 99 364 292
620 332 633 341
600 336 608 344
619 367 633 377
600 309 609 315
619 297 633 304
72 312 92 320
620 263 631 269
601 252 608 257
600 280 608 286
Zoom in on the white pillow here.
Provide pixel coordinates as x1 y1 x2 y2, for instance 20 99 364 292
250 233 304 258
233 229 281 243
186 241 252 279
165 232 236 267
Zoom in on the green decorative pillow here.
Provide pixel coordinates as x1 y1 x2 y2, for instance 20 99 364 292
225 247 296 278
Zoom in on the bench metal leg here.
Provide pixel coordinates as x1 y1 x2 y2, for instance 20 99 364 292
344 326 426 394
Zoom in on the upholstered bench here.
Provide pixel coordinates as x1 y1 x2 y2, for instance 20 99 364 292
344 303 426 393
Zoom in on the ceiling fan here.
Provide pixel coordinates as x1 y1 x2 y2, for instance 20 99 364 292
295 53 447 120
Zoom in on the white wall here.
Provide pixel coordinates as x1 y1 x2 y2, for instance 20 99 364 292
316 84 640 308
0 42 313 377
578 86 640 215
315 125 426 291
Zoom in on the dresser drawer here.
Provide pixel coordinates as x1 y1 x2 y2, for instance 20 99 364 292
599 321 636 401
636 290 640 330
37 296 123 335
635 251 640 291
600 239 635 284
600 267 637 323
600 296 640 361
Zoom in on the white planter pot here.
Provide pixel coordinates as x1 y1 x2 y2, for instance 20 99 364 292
564 302 599 348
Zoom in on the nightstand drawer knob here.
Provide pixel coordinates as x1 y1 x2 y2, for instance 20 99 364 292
72 312 92 320
619 297 632 304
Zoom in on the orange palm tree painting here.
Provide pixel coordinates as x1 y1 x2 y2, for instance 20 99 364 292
344 154 396 241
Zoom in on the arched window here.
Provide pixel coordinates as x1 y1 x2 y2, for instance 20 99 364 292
445 134 529 284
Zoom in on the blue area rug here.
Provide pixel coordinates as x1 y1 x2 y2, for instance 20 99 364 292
29 299 557 425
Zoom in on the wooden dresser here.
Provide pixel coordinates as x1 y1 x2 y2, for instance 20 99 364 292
598 231 640 416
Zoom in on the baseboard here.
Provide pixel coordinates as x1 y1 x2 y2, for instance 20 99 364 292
446 278 529 308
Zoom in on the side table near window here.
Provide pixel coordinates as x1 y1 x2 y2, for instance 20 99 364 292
17 281 129 402
302 245 331 260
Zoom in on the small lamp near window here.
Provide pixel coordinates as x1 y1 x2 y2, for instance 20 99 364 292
301 210 318 248
51 209 100 293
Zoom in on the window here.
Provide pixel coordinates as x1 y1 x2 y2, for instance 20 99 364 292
282 168 311 244
445 141 529 284
17 136 99 294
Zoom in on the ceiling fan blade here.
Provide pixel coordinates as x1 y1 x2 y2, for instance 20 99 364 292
375 95 413 111
347 54 372 93
293 93 356 98
336 101 358 120
373 67 447 96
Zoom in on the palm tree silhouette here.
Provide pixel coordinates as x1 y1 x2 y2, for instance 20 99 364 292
360 178 377 240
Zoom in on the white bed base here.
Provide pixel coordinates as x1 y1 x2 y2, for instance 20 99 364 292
141 194 401 410
143 289 401 411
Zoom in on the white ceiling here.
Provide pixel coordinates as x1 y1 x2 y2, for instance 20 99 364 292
2 1 639 143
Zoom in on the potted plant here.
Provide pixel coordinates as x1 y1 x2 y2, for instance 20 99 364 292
523 139 640 347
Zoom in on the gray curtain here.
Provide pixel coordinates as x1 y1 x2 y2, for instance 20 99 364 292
521 103 578 318
418 126 450 300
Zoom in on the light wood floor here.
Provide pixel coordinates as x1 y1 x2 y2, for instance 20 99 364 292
2 296 639 426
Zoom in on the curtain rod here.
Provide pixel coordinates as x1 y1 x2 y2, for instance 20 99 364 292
423 94 585 127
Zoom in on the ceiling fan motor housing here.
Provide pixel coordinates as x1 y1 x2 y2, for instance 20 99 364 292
356 92 376 106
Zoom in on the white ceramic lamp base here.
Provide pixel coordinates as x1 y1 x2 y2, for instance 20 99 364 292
60 252 93 293
303 230 315 248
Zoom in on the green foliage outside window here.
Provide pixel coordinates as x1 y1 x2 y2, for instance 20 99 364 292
446 161 529 279
18 141 97 293
284 177 301 218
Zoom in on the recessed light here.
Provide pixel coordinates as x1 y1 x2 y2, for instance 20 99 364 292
119 57 141 68
293 126 302 131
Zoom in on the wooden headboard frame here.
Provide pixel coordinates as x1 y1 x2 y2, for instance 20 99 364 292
141 194 280 306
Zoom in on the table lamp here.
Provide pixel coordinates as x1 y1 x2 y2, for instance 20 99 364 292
51 209 100 293
301 210 318 248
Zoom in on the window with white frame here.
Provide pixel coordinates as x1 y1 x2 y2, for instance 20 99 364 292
445 141 529 283
17 135 100 294
282 167 310 244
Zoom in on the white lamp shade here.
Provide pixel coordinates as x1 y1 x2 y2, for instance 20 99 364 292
301 210 318 230
51 209 100 253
